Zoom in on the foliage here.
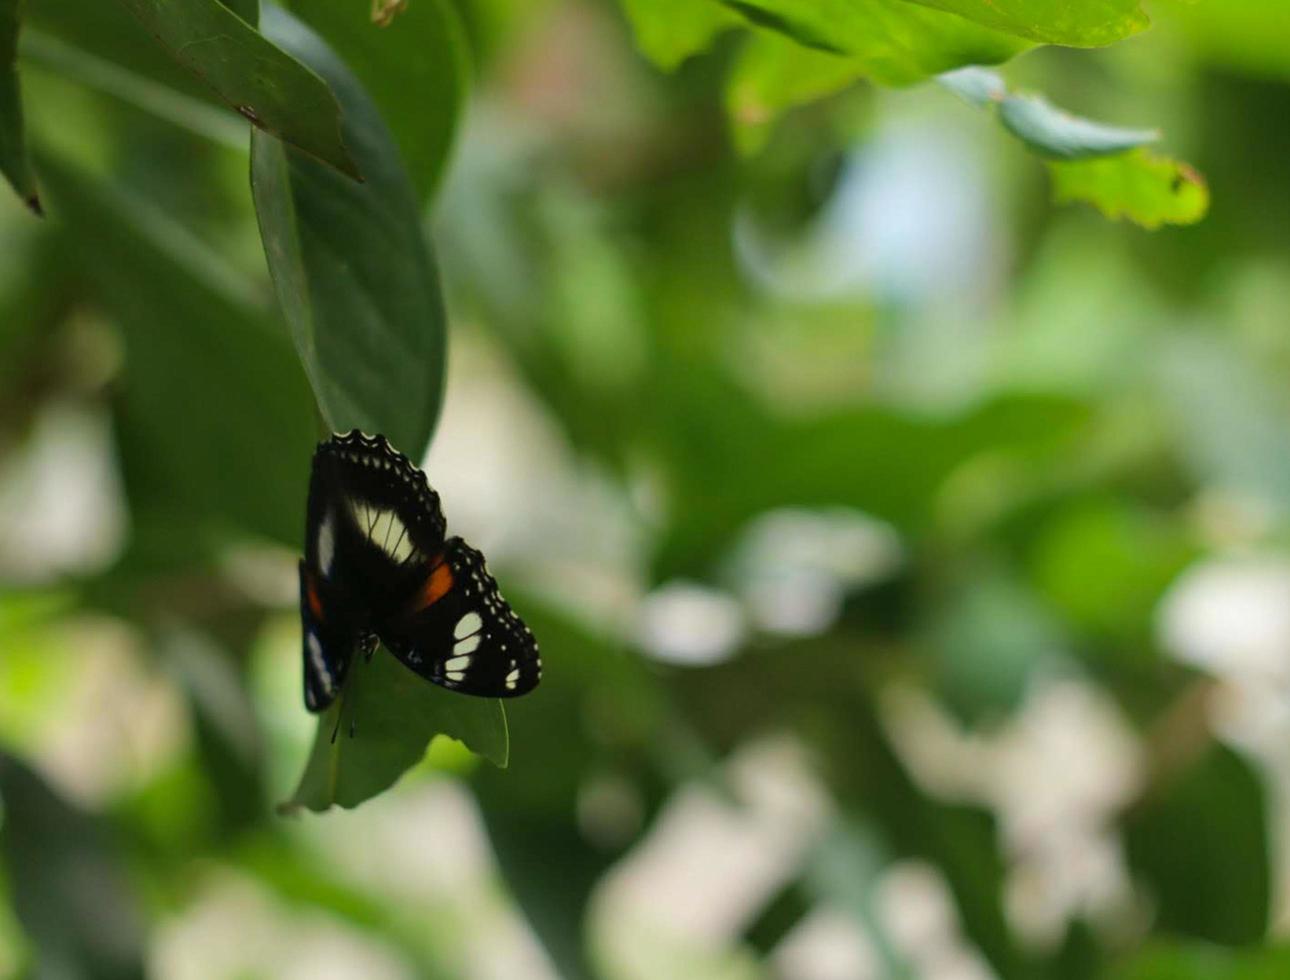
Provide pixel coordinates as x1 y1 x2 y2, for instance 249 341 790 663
0 0 1286 976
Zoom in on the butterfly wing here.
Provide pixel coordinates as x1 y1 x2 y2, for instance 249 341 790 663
304 430 447 595
298 561 358 712
379 537 542 698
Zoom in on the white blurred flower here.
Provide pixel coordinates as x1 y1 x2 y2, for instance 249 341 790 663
727 508 903 638
635 581 747 666
1158 556 1290 682
881 679 1142 948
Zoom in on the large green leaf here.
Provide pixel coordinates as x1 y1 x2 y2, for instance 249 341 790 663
898 0 1147 46
719 0 1028 67
251 5 447 460
1050 149 1210 229
113 0 358 177
0 0 38 212
285 0 470 200
282 644 508 812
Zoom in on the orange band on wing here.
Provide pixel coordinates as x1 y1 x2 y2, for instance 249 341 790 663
412 558 454 611
306 578 325 621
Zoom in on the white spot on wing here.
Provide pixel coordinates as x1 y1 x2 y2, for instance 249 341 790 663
454 612 482 639
307 631 334 695
348 499 416 562
505 667 520 690
454 634 481 655
444 655 473 672
318 511 336 578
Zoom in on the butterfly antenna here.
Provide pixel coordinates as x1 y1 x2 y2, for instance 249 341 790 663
330 691 345 744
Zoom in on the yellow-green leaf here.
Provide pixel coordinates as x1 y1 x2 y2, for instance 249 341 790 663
1049 149 1209 229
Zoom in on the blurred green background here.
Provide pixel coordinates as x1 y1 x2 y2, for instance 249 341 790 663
4 0 1290 977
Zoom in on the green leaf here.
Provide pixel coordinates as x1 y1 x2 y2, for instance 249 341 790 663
113 0 359 178
251 5 447 461
999 92 1158 159
284 0 470 200
1126 744 1270 945
899 0 1148 46
282 645 508 812
619 0 742 71
1049 149 1210 228
719 0 1029 68
0 0 39 212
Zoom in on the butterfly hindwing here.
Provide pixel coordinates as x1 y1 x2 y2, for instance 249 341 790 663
298 561 358 712
380 537 542 698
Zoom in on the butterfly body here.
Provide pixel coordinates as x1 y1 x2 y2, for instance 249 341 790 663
299 430 541 712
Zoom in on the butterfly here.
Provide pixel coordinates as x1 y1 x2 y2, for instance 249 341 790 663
298 430 541 713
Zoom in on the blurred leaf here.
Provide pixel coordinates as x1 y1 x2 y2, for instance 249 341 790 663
114 0 359 178
675 639 1021 976
20 30 247 149
930 571 1065 722
1126 744 1269 945
0 753 146 979
1029 498 1196 647
1049 149 1209 228
618 0 741 71
285 0 469 200
1114 942 1290 980
1 0 39 212
725 29 859 154
251 5 447 460
1156 332 1290 514
37 155 317 550
282 645 507 812
899 0 1148 46
163 626 268 836
474 598 664 980
999 92 1158 159
1160 0 1290 83
718 0 1028 72
658 386 1091 578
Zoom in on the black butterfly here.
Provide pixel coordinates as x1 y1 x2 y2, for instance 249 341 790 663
298 430 541 712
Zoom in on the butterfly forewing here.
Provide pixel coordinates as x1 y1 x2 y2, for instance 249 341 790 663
380 538 542 698
299 430 541 711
